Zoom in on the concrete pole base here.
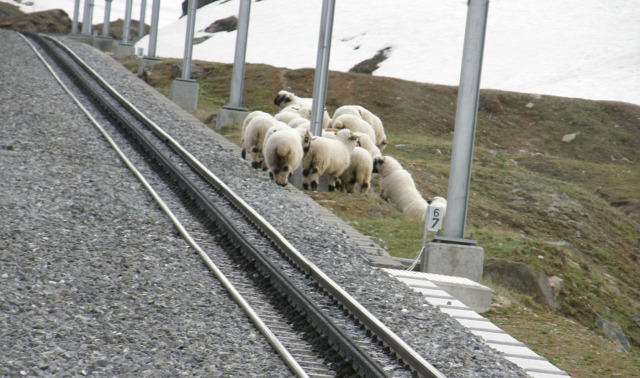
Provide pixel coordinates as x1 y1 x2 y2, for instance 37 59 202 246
170 78 199 110
421 240 484 282
138 57 162 74
94 37 114 53
216 106 249 129
114 43 135 57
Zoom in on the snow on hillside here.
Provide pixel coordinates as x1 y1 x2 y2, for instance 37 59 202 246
13 0 640 106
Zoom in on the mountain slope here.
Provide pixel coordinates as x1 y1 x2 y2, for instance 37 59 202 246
116 55 640 376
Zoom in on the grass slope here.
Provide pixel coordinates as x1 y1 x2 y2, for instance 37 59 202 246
116 55 640 376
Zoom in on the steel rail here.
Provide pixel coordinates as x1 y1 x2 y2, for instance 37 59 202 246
19 32 310 378
41 34 445 378
32 33 389 377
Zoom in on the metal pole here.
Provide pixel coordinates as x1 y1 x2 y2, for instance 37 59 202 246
123 0 133 44
310 0 336 136
88 0 94 35
228 0 252 108
147 0 161 58
442 0 490 240
138 0 148 40
71 0 81 34
181 0 198 80
81 0 93 36
103 0 112 38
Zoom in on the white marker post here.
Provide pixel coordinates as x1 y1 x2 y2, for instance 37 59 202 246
421 205 444 251
408 205 444 271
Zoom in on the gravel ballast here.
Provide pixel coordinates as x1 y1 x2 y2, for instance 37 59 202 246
0 29 528 377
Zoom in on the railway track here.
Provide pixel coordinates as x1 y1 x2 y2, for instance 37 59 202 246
19 32 445 378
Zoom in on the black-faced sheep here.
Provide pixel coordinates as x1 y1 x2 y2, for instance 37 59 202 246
333 105 388 151
302 129 359 191
273 90 331 129
241 115 279 169
274 110 303 124
263 127 305 187
372 155 428 221
340 146 373 194
352 131 382 158
288 117 311 130
242 110 271 133
331 114 377 147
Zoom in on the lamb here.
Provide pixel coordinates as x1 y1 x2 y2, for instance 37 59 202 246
372 155 428 221
273 90 331 129
302 129 359 191
241 115 279 168
263 127 305 187
352 131 382 158
340 146 373 194
331 114 377 147
333 105 388 150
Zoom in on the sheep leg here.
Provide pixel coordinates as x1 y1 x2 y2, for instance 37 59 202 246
334 177 343 191
327 177 336 191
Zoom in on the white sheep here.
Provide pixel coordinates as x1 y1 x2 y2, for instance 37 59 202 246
302 129 359 191
263 122 290 143
340 146 373 194
274 90 314 109
263 127 305 187
352 131 382 158
331 114 377 145
241 115 279 169
273 90 331 129
333 105 388 150
242 110 271 133
372 155 428 221
274 110 303 124
288 117 311 130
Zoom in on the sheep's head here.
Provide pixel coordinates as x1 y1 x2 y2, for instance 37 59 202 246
337 129 357 141
372 156 385 174
302 130 313 153
380 139 389 152
274 90 295 108
272 166 291 187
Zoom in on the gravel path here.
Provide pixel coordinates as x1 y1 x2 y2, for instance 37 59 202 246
0 29 527 377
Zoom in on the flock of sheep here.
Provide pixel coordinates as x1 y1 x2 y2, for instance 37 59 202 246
240 90 446 222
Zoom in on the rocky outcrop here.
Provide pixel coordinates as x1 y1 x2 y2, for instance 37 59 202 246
205 15 237 33
0 9 71 34
349 46 392 75
483 258 559 309
181 0 220 17
595 314 631 353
